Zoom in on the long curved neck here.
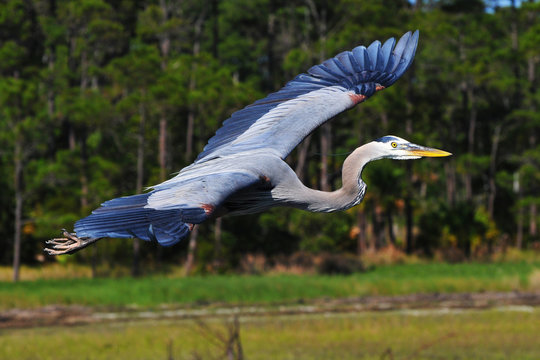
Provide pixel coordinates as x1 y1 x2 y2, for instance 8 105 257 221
292 142 377 213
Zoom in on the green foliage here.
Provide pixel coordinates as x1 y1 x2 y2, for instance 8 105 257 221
0 261 537 309
1 0 540 273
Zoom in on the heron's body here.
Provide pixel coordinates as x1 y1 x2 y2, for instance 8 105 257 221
200 148 368 217
46 30 451 255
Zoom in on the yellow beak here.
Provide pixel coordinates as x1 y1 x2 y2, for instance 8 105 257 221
406 145 452 157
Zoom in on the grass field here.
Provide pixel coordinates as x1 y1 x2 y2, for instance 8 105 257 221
0 262 539 309
1 261 539 359
1 307 539 359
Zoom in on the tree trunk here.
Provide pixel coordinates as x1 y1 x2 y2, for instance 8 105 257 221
214 218 223 271
80 136 89 212
404 57 415 253
465 82 477 202
529 137 537 238
404 132 413 253
386 207 396 246
445 161 456 206
43 0 57 118
487 124 501 218
211 0 219 59
457 33 475 202
372 206 385 249
530 204 537 237
181 13 207 272
320 123 331 191
467 83 477 156
132 236 141 277
267 0 276 90
514 172 524 249
91 246 98 278
80 136 93 276
133 102 146 277
79 49 89 214
527 53 537 238
136 103 145 198
80 50 88 92
47 49 55 117
405 192 414 254
517 204 524 249
12 139 23 282
185 13 205 161
380 111 389 131
80 46 97 276
68 124 76 150
356 208 367 256
184 225 199 276
158 0 171 183
186 111 195 161
444 106 456 206
510 0 521 108
159 118 167 181
66 33 77 151
295 135 312 183
318 14 330 191
306 0 330 191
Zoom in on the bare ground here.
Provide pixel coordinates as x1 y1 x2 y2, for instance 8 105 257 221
1 291 539 329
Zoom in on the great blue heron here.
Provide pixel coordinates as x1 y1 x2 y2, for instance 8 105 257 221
46 30 450 255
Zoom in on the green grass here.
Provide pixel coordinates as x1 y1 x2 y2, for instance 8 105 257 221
0 262 538 309
1 307 539 359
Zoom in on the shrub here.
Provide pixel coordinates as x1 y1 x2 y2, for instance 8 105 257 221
316 253 364 275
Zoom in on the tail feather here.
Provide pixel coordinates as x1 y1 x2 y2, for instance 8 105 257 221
74 193 192 246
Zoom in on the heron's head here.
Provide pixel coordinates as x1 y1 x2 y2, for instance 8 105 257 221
372 135 451 160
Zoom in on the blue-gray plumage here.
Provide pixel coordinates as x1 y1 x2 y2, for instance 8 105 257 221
45 30 451 255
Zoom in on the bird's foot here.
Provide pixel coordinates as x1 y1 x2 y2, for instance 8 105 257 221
45 230 99 255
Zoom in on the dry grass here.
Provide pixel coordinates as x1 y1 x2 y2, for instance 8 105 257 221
492 248 540 263
4 248 539 282
243 248 420 275
0 263 193 282
529 269 540 291
359 245 424 267
0 263 93 282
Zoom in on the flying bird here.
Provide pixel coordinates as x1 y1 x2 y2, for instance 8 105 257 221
46 30 450 255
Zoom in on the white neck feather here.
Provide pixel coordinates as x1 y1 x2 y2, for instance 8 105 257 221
289 142 377 212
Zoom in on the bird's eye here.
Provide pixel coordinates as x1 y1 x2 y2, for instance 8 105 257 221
391 142 397 148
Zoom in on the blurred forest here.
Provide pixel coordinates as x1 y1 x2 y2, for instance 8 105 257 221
1 0 540 279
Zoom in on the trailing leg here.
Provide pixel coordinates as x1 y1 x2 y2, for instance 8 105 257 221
45 230 100 255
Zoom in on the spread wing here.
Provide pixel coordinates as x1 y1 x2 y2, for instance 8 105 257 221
75 155 267 246
69 31 419 249
195 30 419 164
